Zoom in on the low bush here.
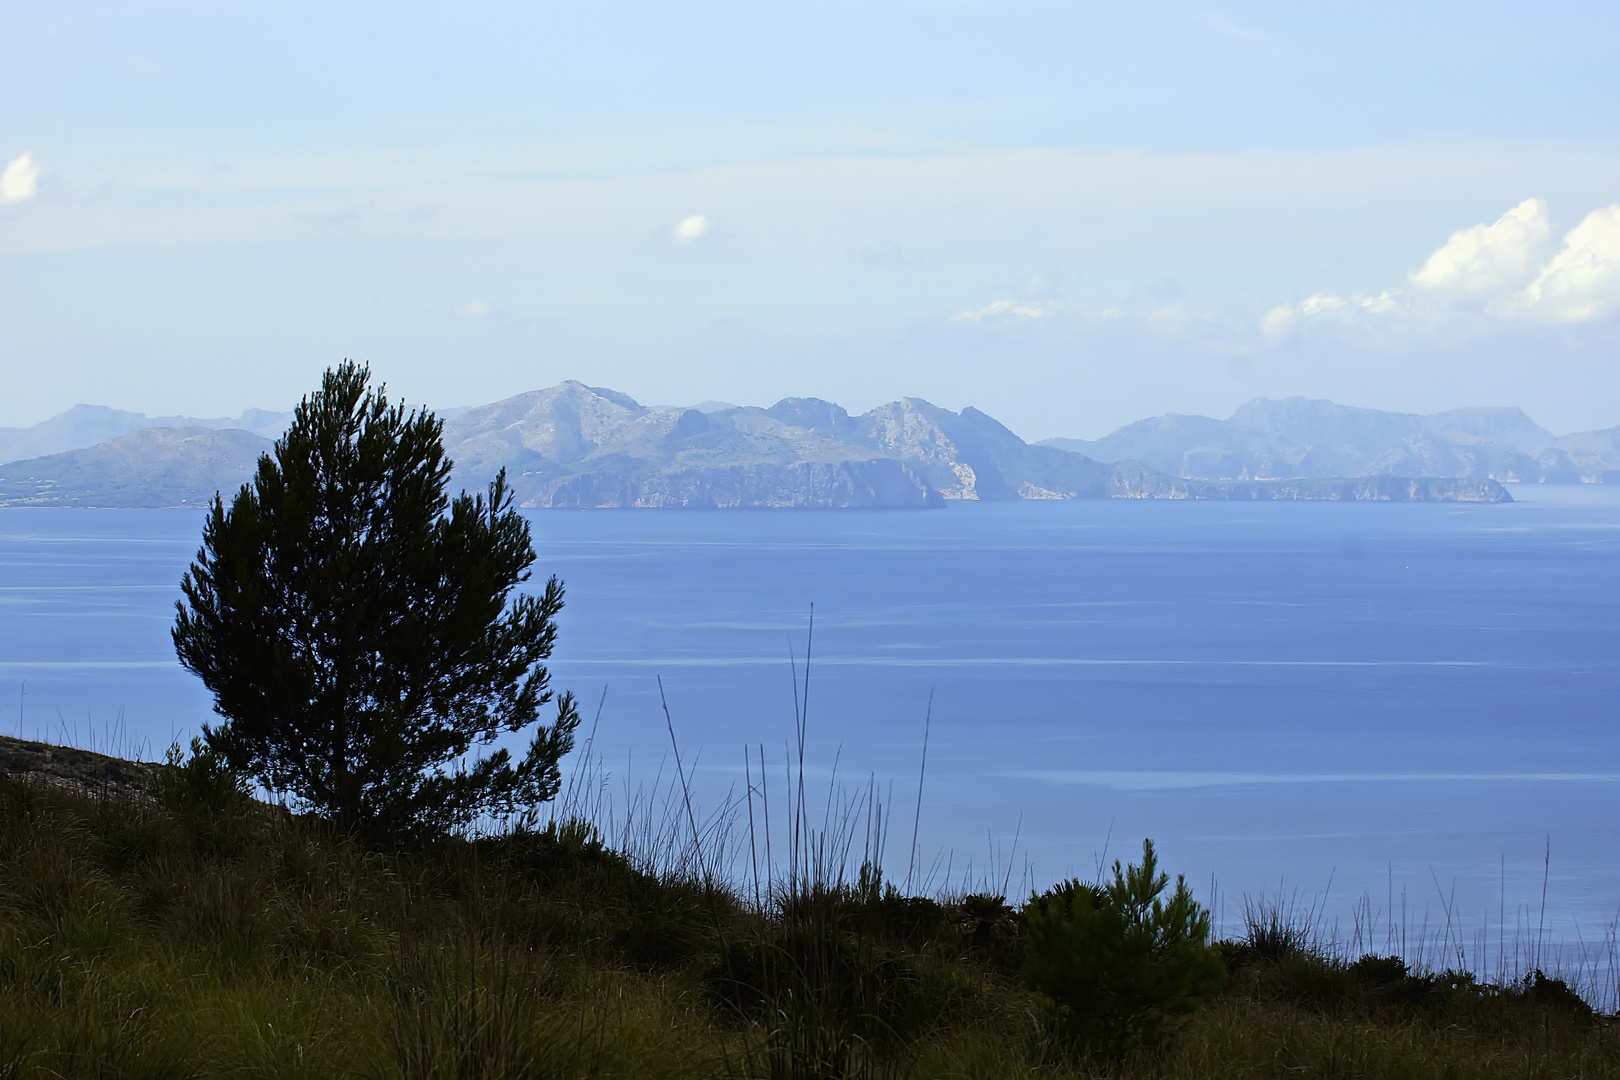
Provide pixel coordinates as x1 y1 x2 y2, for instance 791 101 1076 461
845 862 948 947
154 737 252 817
1021 839 1225 1054
707 878 930 1080
951 892 1022 973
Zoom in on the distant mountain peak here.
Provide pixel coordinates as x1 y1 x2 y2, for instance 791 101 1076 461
0 403 292 465
572 382 643 410
1041 398 1598 483
765 397 856 436
0 381 1525 508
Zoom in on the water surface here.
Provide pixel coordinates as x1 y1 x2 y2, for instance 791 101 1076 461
3 492 1617 958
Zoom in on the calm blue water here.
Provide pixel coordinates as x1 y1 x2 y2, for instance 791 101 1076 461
3 493 1618 958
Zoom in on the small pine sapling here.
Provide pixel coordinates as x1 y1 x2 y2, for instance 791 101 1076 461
1021 838 1224 1053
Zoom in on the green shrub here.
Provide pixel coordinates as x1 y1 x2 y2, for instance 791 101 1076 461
846 863 947 947
706 874 946 1080
952 892 1022 974
1522 968 1595 1019
1021 839 1223 1054
1238 894 1314 963
1349 953 1408 986
154 737 251 817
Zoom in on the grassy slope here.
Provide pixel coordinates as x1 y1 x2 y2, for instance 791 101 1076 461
0 756 1613 1080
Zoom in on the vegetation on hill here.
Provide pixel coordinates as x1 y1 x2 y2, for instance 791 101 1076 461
0 740 1611 1080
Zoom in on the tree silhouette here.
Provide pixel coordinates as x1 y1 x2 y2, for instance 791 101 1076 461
173 361 577 838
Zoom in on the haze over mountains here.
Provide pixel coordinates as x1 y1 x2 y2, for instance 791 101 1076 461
1041 399 1620 484
0 428 275 509
0 384 1525 509
0 405 292 466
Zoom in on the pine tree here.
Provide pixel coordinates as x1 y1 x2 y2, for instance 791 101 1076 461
173 361 577 839
1022 839 1223 1053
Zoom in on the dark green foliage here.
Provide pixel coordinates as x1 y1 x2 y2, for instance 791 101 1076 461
469 820 726 971
1238 896 1314 963
385 947 588 1080
953 892 1022 972
703 868 1004 1080
708 921 925 1030
153 737 251 817
2 772 1617 1080
706 898 932 1079
1022 839 1224 1053
480 818 632 885
1349 953 1409 986
172 361 578 840
1523 968 1595 1018
847 862 948 946
1224 939 1602 1037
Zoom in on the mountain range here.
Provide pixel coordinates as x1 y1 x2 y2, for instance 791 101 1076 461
1040 398 1620 484
0 384 1516 508
0 405 291 466
0 428 273 509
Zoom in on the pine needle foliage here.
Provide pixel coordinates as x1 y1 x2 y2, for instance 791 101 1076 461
172 361 578 840
1022 839 1225 1054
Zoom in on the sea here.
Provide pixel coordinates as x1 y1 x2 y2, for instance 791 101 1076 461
3 490 1618 983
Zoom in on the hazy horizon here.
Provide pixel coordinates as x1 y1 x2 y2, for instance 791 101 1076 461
9 383 1620 446
2 2 1618 440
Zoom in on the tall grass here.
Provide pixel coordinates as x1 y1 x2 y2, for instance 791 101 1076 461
3 732 1618 1080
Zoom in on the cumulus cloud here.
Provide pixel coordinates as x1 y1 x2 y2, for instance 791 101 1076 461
456 300 493 317
1497 205 1620 322
0 151 40 204
1409 197 1551 301
671 214 712 242
1264 198 1620 334
950 298 1061 322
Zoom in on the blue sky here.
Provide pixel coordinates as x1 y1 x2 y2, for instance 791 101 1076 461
2 1 1618 438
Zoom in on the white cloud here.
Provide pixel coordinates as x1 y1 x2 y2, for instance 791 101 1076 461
1266 197 1620 334
950 298 1061 323
1409 197 1550 301
456 300 493 317
1260 289 1403 338
1496 205 1620 323
1301 290 1404 317
0 151 40 205
671 214 712 243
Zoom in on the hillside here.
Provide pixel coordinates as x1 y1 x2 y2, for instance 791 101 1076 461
0 427 272 508
0 741 1608 1078
0 404 290 465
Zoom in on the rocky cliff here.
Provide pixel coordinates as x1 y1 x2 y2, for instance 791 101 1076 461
439 384 1231 508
